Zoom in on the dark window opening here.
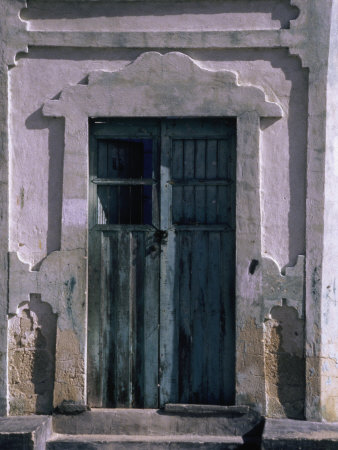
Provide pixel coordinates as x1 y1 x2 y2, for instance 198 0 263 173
95 139 153 225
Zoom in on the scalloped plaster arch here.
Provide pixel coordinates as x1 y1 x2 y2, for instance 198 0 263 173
43 51 282 118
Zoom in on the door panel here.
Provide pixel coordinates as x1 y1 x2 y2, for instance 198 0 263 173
88 118 236 408
88 119 160 408
159 119 236 406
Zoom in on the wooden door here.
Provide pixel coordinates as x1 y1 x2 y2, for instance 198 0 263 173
88 118 236 408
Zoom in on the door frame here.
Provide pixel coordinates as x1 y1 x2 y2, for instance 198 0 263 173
42 51 283 412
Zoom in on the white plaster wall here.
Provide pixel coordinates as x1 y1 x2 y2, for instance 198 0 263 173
9 49 141 266
320 0 338 420
9 48 307 269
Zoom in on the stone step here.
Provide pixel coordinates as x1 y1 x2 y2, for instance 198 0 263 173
0 415 52 450
262 418 338 450
47 433 245 449
53 405 261 437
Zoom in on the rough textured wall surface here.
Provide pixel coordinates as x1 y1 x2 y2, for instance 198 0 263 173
264 305 305 419
8 295 56 415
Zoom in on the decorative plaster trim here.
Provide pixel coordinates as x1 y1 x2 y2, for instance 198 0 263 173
43 52 283 119
1 0 28 67
262 255 305 320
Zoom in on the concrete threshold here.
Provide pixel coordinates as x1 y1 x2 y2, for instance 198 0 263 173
0 411 338 449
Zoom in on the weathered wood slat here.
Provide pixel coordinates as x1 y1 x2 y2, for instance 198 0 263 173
190 231 208 403
178 232 192 403
182 139 195 224
159 230 178 405
101 234 112 406
105 232 119 407
172 140 183 224
129 232 139 406
114 230 131 406
206 185 217 224
184 140 194 180
143 233 159 408
206 231 221 404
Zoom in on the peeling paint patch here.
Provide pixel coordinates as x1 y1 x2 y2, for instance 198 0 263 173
237 318 265 412
8 295 57 415
264 305 305 419
53 329 85 408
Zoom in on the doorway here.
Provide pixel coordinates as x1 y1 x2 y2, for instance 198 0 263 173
87 118 236 408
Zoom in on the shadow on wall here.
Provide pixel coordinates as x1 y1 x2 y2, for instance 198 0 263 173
25 107 65 256
264 304 305 419
8 294 57 415
20 0 299 29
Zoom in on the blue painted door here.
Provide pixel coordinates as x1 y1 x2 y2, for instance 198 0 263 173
88 118 236 408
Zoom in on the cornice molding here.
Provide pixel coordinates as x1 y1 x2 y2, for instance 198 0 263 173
0 0 28 67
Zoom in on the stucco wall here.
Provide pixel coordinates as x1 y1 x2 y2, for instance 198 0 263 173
1 0 337 422
9 48 308 270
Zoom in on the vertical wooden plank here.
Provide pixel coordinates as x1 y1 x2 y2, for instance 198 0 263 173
178 232 192 403
195 140 206 223
183 140 194 179
206 186 217 224
172 140 183 224
195 140 206 179
172 139 183 180
206 140 218 224
217 186 229 225
101 233 109 406
183 140 195 223
159 229 178 406
206 231 221 403
114 230 131 406
206 139 217 179
191 231 208 403
133 231 144 407
106 232 118 407
217 139 228 179
143 231 160 408
129 232 138 406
